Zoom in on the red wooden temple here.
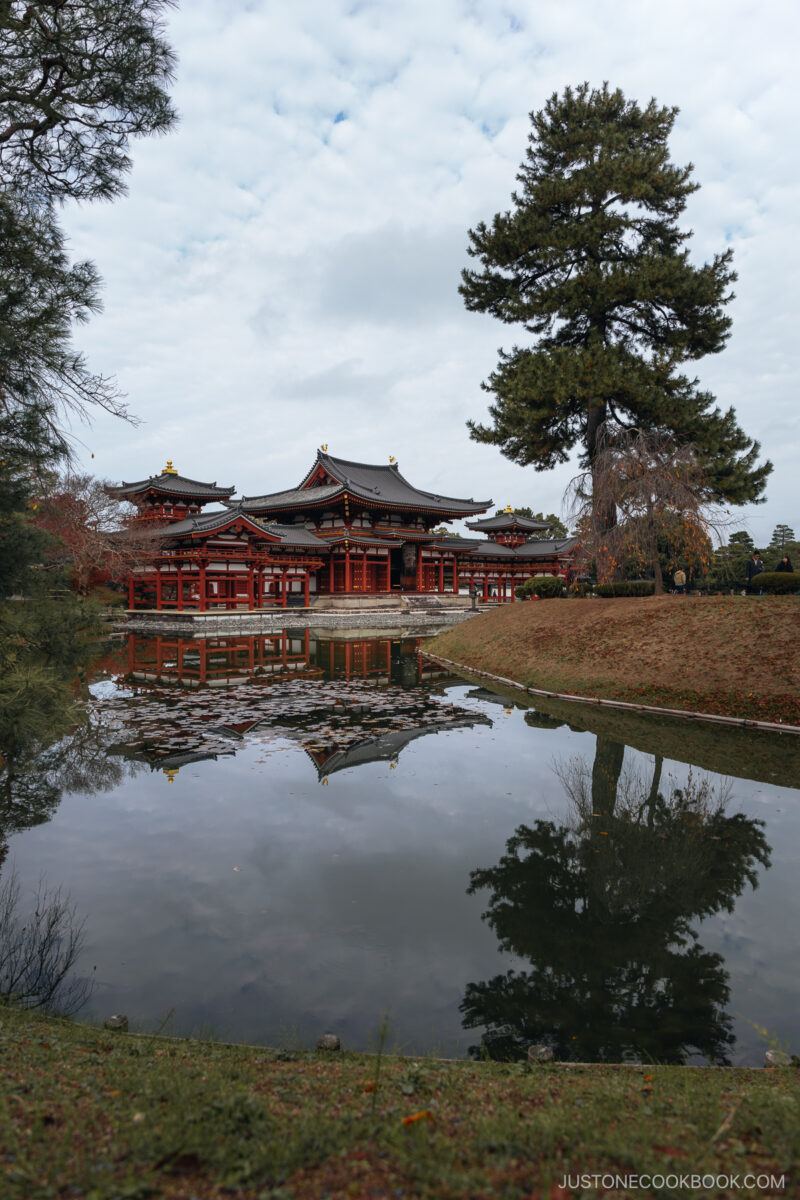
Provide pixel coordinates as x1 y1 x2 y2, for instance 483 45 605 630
109 451 580 611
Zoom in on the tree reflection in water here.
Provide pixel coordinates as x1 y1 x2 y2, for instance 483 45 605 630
0 642 130 1013
461 737 771 1064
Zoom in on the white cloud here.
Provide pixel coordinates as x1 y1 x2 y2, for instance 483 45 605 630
61 0 799 538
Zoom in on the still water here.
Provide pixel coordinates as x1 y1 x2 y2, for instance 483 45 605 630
5 629 800 1064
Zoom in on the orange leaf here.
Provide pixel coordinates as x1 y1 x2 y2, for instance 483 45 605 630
402 1110 436 1127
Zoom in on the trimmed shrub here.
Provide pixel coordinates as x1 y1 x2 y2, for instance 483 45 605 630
754 572 800 594
517 576 566 599
596 581 655 598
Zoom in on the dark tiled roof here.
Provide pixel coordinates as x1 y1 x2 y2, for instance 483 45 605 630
239 483 342 511
466 512 552 532
513 537 579 559
428 536 580 560
151 509 244 538
254 521 329 547
252 450 490 516
153 510 330 550
108 472 235 499
318 532 397 548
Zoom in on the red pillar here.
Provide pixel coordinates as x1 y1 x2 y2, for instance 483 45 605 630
155 568 162 611
199 563 207 612
247 566 254 611
452 555 458 594
416 545 423 591
362 551 368 592
345 550 351 592
438 556 444 593
304 571 310 607
281 569 287 607
483 576 488 602
329 555 335 593
177 566 183 611
511 576 516 603
128 576 135 610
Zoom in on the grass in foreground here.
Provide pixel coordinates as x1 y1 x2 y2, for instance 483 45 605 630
431 596 800 725
1 1007 799 1199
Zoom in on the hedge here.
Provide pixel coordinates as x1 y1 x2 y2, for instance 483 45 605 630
517 576 566 599
753 571 800 594
596 581 655 598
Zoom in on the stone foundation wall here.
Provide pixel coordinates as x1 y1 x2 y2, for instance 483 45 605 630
120 608 481 637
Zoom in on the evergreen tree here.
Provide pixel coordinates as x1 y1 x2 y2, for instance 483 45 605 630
0 1 177 433
767 520 796 549
0 192 123 426
765 525 799 571
0 1 177 202
709 530 755 590
460 83 771 529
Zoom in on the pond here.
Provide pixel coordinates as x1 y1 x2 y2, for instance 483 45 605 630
3 629 799 1065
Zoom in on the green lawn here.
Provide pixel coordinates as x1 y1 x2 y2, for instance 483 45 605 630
1 1006 798 1199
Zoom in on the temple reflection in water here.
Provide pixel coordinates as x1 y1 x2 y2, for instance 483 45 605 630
104 632 490 782
122 630 460 690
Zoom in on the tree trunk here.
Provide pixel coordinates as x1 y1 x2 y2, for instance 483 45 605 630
587 406 621 582
591 737 625 819
647 501 664 595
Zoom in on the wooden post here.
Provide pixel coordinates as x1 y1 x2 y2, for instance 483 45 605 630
438 556 444 593
329 555 335 593
416 545 423 591
155 568 162 611
483 576 488 602
281 569 287 607
362 551 367 592
304 571 310 607
128 576 135 610
247 566 254 611
199 563 207 612
511 575 516 603
345 549 351 592
177 566 183 611
452 554 458 594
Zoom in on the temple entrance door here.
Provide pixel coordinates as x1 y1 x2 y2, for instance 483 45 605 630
390 546 403 590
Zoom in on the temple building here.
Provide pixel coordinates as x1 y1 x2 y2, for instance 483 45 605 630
109 450 580 611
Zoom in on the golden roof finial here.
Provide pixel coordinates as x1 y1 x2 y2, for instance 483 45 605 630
163 460 178 476
321 443 328 452
389 455 396 464
504 503 513 513
163 767 179 783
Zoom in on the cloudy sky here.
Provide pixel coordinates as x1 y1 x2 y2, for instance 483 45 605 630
63 0 798 541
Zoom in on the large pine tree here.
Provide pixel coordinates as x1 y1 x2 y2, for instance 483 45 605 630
460 83 771 522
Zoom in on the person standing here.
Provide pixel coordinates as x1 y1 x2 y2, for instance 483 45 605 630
673 568 686 595
745 550 765 593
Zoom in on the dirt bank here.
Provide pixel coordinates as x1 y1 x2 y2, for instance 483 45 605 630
429 595 800 725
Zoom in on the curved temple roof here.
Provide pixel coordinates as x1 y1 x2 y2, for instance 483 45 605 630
466 512 551 532
108 471 235 501
240 450 491 517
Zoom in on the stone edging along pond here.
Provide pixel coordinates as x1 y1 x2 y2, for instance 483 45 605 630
422 652 800 737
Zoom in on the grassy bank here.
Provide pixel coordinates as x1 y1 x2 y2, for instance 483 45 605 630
430 596 800 725
1 1007 799 1199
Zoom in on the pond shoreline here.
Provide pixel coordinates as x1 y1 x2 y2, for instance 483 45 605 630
427 595 800 725
423 651 800 736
